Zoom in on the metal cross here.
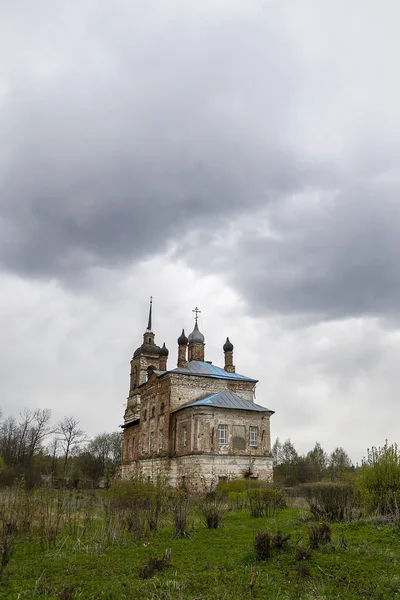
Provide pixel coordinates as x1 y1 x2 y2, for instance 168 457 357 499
192 306 201 323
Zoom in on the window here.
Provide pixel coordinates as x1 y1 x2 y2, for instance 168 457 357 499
132 366 138 388
249 426 258 447
160 402 165 415
183 427 187 447
159 429 163 450
143 409 147 421
151 406 155 419
132 437 136 453
218 424 228 445
127 439 131 458
150 431 155 451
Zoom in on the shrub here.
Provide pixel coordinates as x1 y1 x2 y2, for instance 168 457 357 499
254 530 290 560
301 482 356 521
254 530 271 559
308 522 331 549
138 548 171 579
227 491 247 510
169 489 189 537
217 478 263 495
199 495 226 529
358 442 400 516
247 486 286 518
111 475 168 536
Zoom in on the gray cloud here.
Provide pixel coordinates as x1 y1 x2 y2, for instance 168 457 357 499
1 0 308 282
2 0 399 326
222 183 400 321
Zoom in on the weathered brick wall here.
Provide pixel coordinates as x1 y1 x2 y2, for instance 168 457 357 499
172 407 272 457
168 373 255 411
122 454 273 493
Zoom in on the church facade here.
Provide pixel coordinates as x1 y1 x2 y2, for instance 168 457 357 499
121 301 274 492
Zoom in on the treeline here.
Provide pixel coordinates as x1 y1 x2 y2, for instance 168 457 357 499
0 407 121 488
272 438 354 486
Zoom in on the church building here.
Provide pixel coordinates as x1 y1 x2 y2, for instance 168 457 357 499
121 300 274 492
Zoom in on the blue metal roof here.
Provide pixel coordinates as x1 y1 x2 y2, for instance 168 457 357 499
175 390 273 413
168 360 258 382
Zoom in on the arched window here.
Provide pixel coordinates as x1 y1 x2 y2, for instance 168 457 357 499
151 406 155 419
143 409 147 421
147 366 155 381
160 402 165 415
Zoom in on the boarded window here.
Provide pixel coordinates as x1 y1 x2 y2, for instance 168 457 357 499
232 425 246 450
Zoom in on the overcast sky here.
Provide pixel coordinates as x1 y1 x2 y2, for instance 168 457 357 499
1 0 399 462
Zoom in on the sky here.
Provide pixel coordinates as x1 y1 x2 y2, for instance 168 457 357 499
1 0 400 463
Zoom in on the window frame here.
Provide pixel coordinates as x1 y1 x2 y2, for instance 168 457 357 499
217 424 228 445
249 426 258 447
183 426 187 448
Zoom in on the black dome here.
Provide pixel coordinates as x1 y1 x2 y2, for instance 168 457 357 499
133 343 161 358
223 337 234 352
177 329 188 345
160 342 169 356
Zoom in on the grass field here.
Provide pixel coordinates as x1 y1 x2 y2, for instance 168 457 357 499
2 490 400 600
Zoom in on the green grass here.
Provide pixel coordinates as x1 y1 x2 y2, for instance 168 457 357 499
2 506 400 599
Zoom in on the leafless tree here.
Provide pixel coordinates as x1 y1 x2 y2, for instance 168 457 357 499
26 409 52 465
57 416 86 476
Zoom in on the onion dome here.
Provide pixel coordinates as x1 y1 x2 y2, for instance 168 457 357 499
133 342 161 358
188 321 205 344
223 337 234 352
160 342 169 356
177 329 188 345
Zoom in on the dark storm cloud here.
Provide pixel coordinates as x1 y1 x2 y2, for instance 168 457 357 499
0 0 307 281
1 0 400 325
223 182 400 321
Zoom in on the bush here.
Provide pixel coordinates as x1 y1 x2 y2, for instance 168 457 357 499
138 548 171 579
199 495 226 529
168 489 189 537
308 522 331 549
254 530 271 559
254 530 290 560
247 486 286 518
358 442 400 516
301 482 356 521
217 478 263 495
227 491 247 510
111 475 168 537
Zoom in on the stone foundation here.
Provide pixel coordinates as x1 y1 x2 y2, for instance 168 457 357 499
122 454 273 493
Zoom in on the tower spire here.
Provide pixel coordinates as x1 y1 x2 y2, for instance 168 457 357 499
147 296 153 331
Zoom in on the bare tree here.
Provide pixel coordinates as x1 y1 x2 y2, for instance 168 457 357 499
26 409 52 465
0 416 19 465
47 436 61 477
57 416 86 476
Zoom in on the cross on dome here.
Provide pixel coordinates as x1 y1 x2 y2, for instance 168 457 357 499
192 306 201 324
